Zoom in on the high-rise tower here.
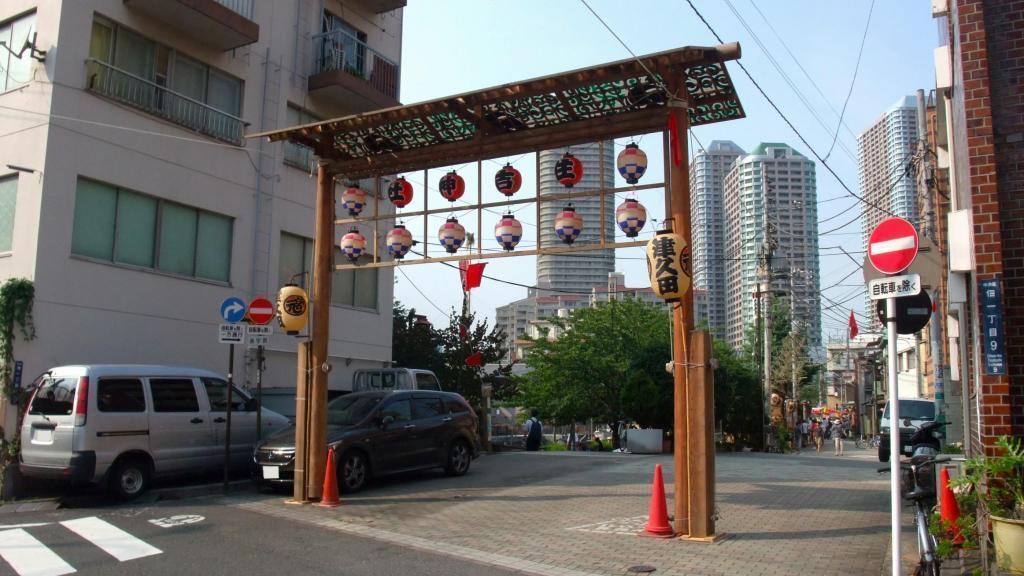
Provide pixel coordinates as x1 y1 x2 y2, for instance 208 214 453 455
723 143 821 352
690 140 745 336
536 141 616 293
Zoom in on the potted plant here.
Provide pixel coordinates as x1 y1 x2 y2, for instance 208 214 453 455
952 435 1024 573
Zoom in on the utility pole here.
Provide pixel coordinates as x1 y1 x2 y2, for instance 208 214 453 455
759 172 775 448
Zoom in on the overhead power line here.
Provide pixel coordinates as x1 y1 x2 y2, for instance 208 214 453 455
824 0 876 161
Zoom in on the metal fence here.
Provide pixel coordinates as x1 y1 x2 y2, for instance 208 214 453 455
311 28 399 100
85 58 244 146
214 0 254 20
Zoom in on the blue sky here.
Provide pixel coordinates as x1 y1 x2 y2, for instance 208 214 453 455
392 0 938 345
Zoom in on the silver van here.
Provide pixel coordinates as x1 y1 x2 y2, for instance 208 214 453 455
19 364 290 498
351 368 441 392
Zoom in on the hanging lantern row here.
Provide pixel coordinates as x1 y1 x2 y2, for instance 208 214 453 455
554 204 584 245
495 163 522 197
439 171 465 202
615 198 647 238
555 152 583 188
438 217 466 254
617 143 648 185
386 224 413 259
341 186 367 217
495 213 523 252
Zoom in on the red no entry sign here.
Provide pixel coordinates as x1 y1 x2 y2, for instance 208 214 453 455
247 297 275 325
868 217 919 274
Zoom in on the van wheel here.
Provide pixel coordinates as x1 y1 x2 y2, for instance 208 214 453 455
878 447 890 462
445 439 471 477
339 451 368 493
109 458 150 500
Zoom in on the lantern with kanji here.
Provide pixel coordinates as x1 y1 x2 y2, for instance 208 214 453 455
645 229 691 302
339 228 367 262
494 212 523 251
276 284 308 336
494 163 522 197
616 143 648 184
554 152 583 188
554 204 583 245
615 198 647 238
439 171 465 202
341 186 367 216
386 224 413 259
438 217 466 254
388 177 414 208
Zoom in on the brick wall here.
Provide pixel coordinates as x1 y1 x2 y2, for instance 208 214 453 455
955 0 1024 454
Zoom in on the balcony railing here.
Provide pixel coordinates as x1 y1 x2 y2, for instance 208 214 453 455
214 0 254 20
85 58 244 146
312 28 399 101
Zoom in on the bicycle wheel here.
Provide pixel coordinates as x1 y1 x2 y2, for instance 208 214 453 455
912 560 940 576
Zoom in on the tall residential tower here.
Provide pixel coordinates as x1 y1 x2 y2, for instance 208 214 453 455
723 143 821 352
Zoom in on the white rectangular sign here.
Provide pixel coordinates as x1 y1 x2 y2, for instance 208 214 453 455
867 274 921 300
219 323 244 344
246 324 272 348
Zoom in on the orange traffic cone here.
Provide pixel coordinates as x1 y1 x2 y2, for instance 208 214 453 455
641 464 675 538
318 447 341 508
939 467 962 545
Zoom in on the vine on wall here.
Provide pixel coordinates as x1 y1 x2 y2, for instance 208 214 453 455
0 278 35 397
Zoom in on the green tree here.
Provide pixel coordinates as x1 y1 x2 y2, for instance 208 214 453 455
392 301 444 375
516 298 673 448
712 340 763 449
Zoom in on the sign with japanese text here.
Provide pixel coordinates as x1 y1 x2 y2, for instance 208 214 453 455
979 278 1006 375
645 231 691 302
246 325 272 349
867 274 921 300
218 323 244 344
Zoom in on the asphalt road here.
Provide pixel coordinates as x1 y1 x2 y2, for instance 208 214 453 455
0 495 524 576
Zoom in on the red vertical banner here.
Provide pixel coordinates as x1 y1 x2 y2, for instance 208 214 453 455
465 263 486 290
667 113 683 166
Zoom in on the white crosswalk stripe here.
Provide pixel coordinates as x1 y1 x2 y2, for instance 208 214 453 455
0 529 75 576
0 516 162 576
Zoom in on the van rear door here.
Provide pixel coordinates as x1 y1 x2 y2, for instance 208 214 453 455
21 376 81 470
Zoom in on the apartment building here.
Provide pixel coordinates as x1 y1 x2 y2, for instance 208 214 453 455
0 0 404 435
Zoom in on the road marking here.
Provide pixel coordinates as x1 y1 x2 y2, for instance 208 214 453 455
148 515 205 528
60 517 162 562
0 528 76 576
869 235 916 255
0 523 52 529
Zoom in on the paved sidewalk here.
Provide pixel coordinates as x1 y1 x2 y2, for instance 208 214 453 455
232 442 899 576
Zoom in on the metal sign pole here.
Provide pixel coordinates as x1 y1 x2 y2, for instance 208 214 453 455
224 343 234 494
886 295 901 576
256 345 264 441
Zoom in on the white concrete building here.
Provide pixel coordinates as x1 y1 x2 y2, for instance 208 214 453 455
0 0 404 435
723 143 821 352
689 140 744 337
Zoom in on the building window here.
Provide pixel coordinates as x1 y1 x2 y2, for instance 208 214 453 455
85 16 243 142
278 232 378 311
321 11 367 76
0 11 36 93
284 105 319 169
0 175 17 252
71 178 233 282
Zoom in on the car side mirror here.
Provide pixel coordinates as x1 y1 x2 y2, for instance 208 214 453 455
379 415 395 429
245 397 258 412
902 417 912 427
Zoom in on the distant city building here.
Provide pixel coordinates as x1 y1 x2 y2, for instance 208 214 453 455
536 142 616 294
690 140 745 336
723 143 821 353
858 95 921 330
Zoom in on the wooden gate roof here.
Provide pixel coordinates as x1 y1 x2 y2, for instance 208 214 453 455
250 43 744 180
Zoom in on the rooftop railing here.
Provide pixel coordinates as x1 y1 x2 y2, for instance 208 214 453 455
312 27 399 100
85 58 245 146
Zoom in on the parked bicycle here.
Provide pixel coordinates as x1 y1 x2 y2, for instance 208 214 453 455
856 434 881 449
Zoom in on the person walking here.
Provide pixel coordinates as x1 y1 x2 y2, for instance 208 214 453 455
524 410 543 451
831 418 845 456
811 419 822 452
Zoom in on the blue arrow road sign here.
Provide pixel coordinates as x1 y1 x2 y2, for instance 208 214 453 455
220 297 247 323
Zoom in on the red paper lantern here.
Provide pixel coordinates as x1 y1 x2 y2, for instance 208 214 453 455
388 177 414 208
494 163 522 197
439 171 465 202
554 152 583 188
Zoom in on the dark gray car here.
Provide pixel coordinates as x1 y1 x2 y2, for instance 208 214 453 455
252 390 480 492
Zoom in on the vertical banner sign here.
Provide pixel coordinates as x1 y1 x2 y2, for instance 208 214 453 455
979 278 1006 375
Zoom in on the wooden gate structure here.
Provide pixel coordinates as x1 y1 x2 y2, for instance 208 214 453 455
251 42 745 540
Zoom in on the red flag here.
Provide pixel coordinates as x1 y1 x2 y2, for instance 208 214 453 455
465 351 483 367
465 263 486 290
848 310 859 339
